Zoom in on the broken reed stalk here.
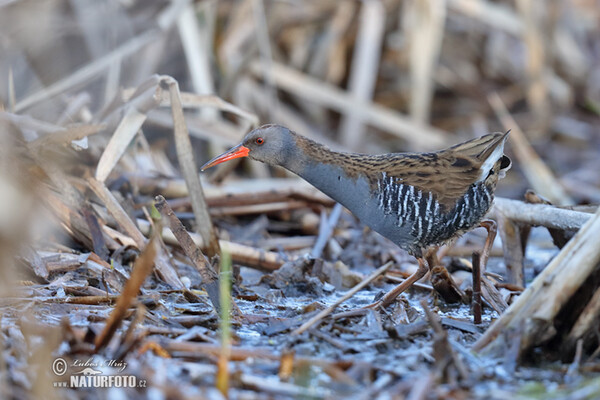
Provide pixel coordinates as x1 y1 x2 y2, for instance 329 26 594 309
292 261 393 335
154 195 221 311
472 251 482 325
165 77 221 257
514 0 550 119
473 206 600 353
496 213 525 286
217 250 232 398
154 195 217 283
95 234 157 352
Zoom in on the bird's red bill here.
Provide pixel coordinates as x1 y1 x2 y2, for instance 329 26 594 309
201 144 250 171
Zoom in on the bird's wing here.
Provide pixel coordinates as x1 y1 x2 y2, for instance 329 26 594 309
375 132 509 210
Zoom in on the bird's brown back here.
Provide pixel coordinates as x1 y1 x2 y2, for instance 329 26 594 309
294 132 510 212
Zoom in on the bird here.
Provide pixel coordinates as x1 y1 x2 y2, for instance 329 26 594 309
202 124 511 308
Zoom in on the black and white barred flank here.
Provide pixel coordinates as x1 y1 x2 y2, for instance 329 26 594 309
376 172 493 246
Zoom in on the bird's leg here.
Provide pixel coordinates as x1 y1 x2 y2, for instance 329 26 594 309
479 219 497 271
425 247 439 269
377 257 429 308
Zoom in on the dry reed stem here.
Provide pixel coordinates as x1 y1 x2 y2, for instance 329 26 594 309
154 195 217 284
515 0 549 119
29 124 104 150
252 0 279 120
177 2 216 109
235 77 342 150
448 0 522 35
210 200 309 217
496 214 525 286
123 87 259 126
166 77 220 257
95 107 148 182
14 30 160 113
95 234 158 352
12 0 187 113
0 111 65 134
406 0 446 124
339 0 385 149
490 197 591 231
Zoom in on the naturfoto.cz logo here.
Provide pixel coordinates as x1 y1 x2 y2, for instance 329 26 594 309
52 357 147 388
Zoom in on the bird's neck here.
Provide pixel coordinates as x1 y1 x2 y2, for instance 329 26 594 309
279 135 373 207
278 134 332 173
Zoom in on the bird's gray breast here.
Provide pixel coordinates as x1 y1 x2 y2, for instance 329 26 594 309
298 164 415 249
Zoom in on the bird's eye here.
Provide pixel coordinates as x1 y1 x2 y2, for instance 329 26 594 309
255 137 264 145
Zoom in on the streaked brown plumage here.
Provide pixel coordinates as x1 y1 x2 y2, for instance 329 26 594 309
202 125 511 307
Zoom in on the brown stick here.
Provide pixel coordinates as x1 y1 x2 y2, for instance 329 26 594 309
154 195 221 311
154 195 217 284
496 214 525 286
472 251 482 325
95 235 157 352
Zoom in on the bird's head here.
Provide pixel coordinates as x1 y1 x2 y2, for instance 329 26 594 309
201 124 294 171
